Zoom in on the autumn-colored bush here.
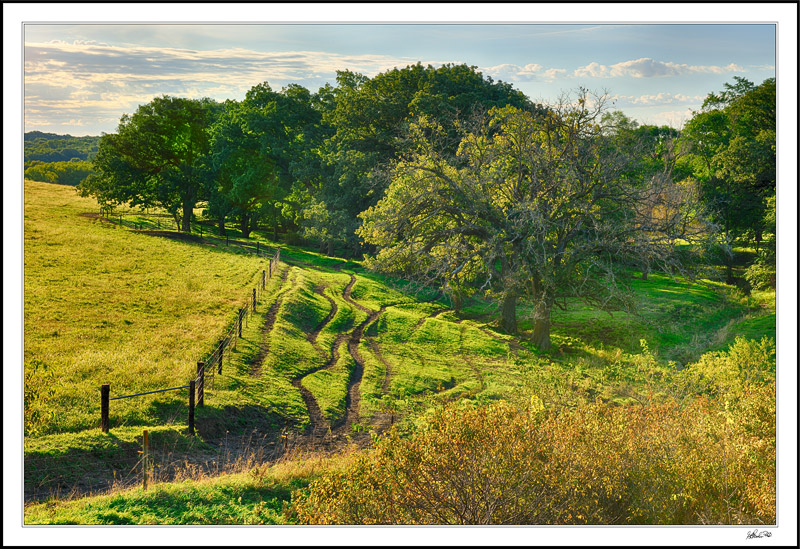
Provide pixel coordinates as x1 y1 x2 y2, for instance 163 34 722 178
287 387 775 524
679 336 775 399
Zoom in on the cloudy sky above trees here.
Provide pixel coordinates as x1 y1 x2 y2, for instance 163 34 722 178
17 4 781 136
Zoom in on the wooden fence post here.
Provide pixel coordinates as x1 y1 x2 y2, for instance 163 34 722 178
142 429 149 491
218 342 224 375
238 308 243 337
253 288 257 311
196 362 205 407
262 270 266 290
188 380 195 436
100 384 110 433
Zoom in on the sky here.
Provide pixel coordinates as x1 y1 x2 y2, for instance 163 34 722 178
22 21 777 135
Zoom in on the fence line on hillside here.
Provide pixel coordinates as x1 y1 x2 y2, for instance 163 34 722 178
98 248 281 435
24 423 300 502
98 208 272 257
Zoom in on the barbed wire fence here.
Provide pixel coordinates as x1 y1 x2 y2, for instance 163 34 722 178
98 248 282 431
96 208 273 257
22 249 289 500
27 249 293 503
24 420 308 503
26 208 293 502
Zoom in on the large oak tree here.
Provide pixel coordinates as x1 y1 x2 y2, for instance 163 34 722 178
79 95 218 232
314 63 537 256
359 92 710 350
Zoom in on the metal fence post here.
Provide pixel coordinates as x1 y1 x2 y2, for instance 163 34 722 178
100 384 110 433
262 270 266 290
253 288 257 311
238 308 243 337
188 380 195 436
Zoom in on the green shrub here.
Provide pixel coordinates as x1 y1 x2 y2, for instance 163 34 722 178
744 260 776 291
24 160 95 186
680 336 775 399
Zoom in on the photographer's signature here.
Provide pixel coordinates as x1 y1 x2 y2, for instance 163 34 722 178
746 529 772 539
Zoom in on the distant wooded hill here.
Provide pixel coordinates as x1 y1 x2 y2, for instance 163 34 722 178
24 131 100 165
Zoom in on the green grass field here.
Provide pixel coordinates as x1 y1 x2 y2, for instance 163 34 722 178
22 179 776 524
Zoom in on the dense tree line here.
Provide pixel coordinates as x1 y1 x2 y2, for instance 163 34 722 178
77 66 775 347
24 132 100 165
678 77 776 287
24 159 95 186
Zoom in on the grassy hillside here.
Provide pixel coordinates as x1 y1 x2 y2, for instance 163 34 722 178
22 179 776 524
24 179 267 436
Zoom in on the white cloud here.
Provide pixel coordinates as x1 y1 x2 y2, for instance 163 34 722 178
574 58 744 78
482 63 567 82
24 40 455 133
612 92 705 106
640 109 694 129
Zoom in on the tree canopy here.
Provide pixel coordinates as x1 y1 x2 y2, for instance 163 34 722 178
314 63 539 255
677 77 775 284
70 67 775 325
359 93 710 349
208 82 326 238
79 96 219 231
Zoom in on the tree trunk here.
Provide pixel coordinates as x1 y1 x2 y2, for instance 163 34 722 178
240 213 251 239
451 291 464 312
181 201 193 232
327 240 335 257
755 228 762 255
531 294 554 351
500 290 518 334
724 218 734 285
218 216 226 236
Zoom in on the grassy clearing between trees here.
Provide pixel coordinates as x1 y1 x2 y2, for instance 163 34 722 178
23 179 776 524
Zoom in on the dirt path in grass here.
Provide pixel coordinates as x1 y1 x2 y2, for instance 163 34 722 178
337 305 386 431
412 306 452 330
369 340 393 394
307 285 337 348
248 267 292 377
325 273 373 431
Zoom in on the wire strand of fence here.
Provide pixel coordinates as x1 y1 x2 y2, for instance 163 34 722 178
25 426 294 502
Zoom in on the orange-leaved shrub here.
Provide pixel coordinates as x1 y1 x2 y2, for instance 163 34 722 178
288 386 774 524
